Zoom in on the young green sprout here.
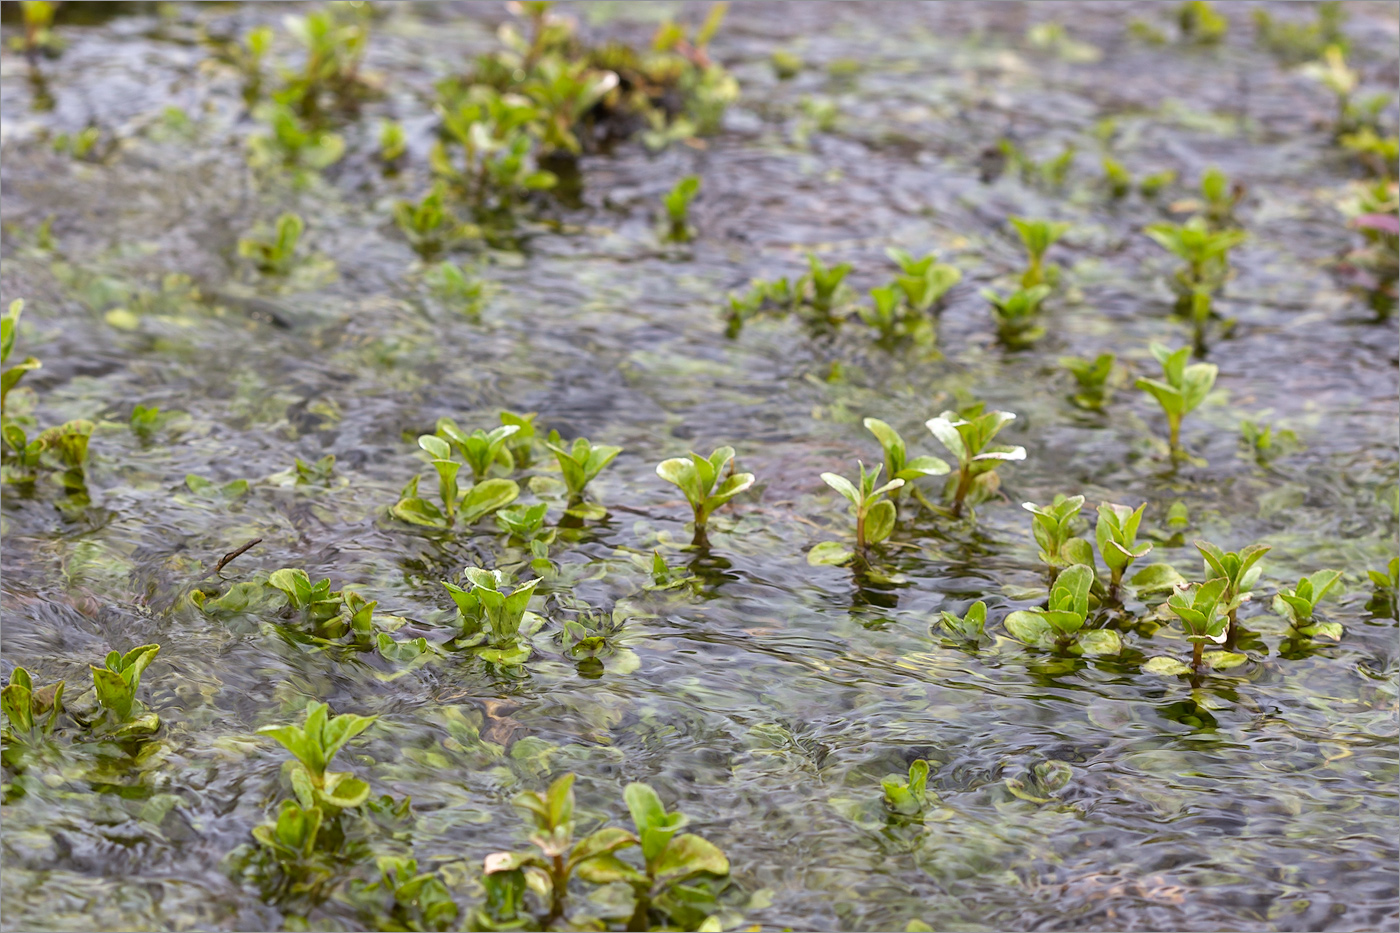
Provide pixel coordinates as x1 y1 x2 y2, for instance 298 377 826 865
1239 419 1302 465
655 446 755 544
814 462 903 563
1 667 64 741
436 420 519 483
1369 557 1398 616
1139 168 1177 198
379 119 407 163
1095 502 1152 596
1 299 40 418
985 284 1051 347
1023 494 1095 572
1144 216 1246 299
863 417 950 510
771 48 803 79
443 568 541 665
1149 577 1245 675
1003 564 1120 655
662 175 700 242
1135 343 1217 454
499 410 538 467
1060 353 1116 410
238 213 304 276
804 253 852 316
252 799 324 867
544 435 622 503
1196 539 1269 645
935 601 987 646
1273 570 1344 640
1009 217 1070 289
1102 156 1133 198
428 261 485 317
882 759 932 817
1178 0 1228 44
858 285 907 342
496 502 550 542
926 406 1026 518
393 185 462 258
609 782 730 931
257 701 377 813
1199 166 1242 228
887 248 962 313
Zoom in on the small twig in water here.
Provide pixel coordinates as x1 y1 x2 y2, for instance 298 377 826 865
211 538 262 576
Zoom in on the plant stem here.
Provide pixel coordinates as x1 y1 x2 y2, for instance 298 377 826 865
1224 607 1238 649
1168 415 1182 454
855 507 867 551
1191 640 1204 672
548 854 567 923
950 468 973 518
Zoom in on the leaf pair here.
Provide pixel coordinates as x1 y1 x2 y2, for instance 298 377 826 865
1004 565 1120 655
257 700 376 812
926 406 1026 517
1009 217 1069 288
936 601 987 645
1273 570 1343 636
1096 501 1152 587
1023 494 1095 569
863 419 949 491
881 759 931 816
544 435 622 501
91 644 161 723
1135 342 1218 450
1 667 64 738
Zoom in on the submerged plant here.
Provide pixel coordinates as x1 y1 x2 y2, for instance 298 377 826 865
1003 760 1074 804
1273 570 1344 640
1096 502 1153 596
881 759 932 817
935 601 987 646
443 568 541 665
258 701 377 814
238 213 305 276
1135 343 1217 454
544 434 622 503
1 667 64 741
1009 217 1069 289
248 103 346 172
926 406 1026 518
808 462 903 566
1060 353 1116 410
1024 494 1095 572
662 175 701 242
985 284 1051 347
655 446 755 544
1003 564 1120 655
349 855 459 933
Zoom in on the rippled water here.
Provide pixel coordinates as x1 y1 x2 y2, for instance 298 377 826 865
2 2 1398 931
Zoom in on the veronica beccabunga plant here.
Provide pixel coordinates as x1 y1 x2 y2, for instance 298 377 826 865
926 406 1026 518
1146 577 1246 675
1059 352 1116 410
1009 217 1069 289
1096 501 1152 597
1135 342 1217 455
1273 569 1344 641
1023 494 1095 573
1003 564 1121 655
655 446 755 544
808 462 903 567
544 434 622 503
443 567 542 665
863 417 949 510
985 284 1051 348
391 433 520 529
662 174 700 242
257 701 377 814
1196 539 1269 645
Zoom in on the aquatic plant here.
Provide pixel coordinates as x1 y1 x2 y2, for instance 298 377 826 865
804 253 853 318
1060 352 1116 410
858 285 912 343
258 701 377 814
1198 166 1242 229
1147 577 1245 675
393 185 463 258
1009 217 1069 289
1254 2 1346 65
544 434 622 502
863 417 950 508
887 248 962 313
349 856 459 933
496 502 551 543
437 420 519 483
482 773 639 925
722 276 797 336
656 446 755 544
1024 494 1095 572
1369 557 1399 617
1139 168 1178 198
772 49 803 80
1302 45 1392 138
882 759 932 817
238 213 305 276
1101 155 1133 198
427 261 485 316
247 103 346 172
662 175 701 242
443 568 541 665
926 406 1026 518
13 1 61 58
1003 760 1073 804
1 667 64 741
809 462 903 565
1096 502 1153 596
1177 1 1228 44
378 119 406 163
392 434 520 529
985 284 1051 347
935 601 987 646
997 140 1076 189
1196 539 1269 645
292 454 336 486
252 799 325 867
275 4 375 120
1003 564 1121 655
1145 216 1246 301
1 299 39 418
91 644 162 733
1273 570 1344 640
1135 343 1217 454
1239 419 1302 464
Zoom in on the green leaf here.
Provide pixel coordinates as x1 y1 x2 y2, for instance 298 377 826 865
391 497 448 527
459 478 520 525
652 833 729 886
864 499 896 544
820 472 860 505
1203 651 1248 670
1004 610 1054 648
1075 629 1122 656
807 541 853 566
1143 656 1191 676
1130 562 1186 594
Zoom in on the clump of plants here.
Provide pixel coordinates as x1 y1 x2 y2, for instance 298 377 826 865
1003 564 1121 655
1196 539 1269 645
1023 494 1095 574
1253 2 1346 65
656 446 755 544
391 430 520 530
808 462 904 567
1059 353 1117 410
934 601 987 648
2 300 94 492
478 774 730 931
1146 578 1246 676
393 185 466 258
1135 343 1217 456
926 405 1026 518
247 103 346 173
